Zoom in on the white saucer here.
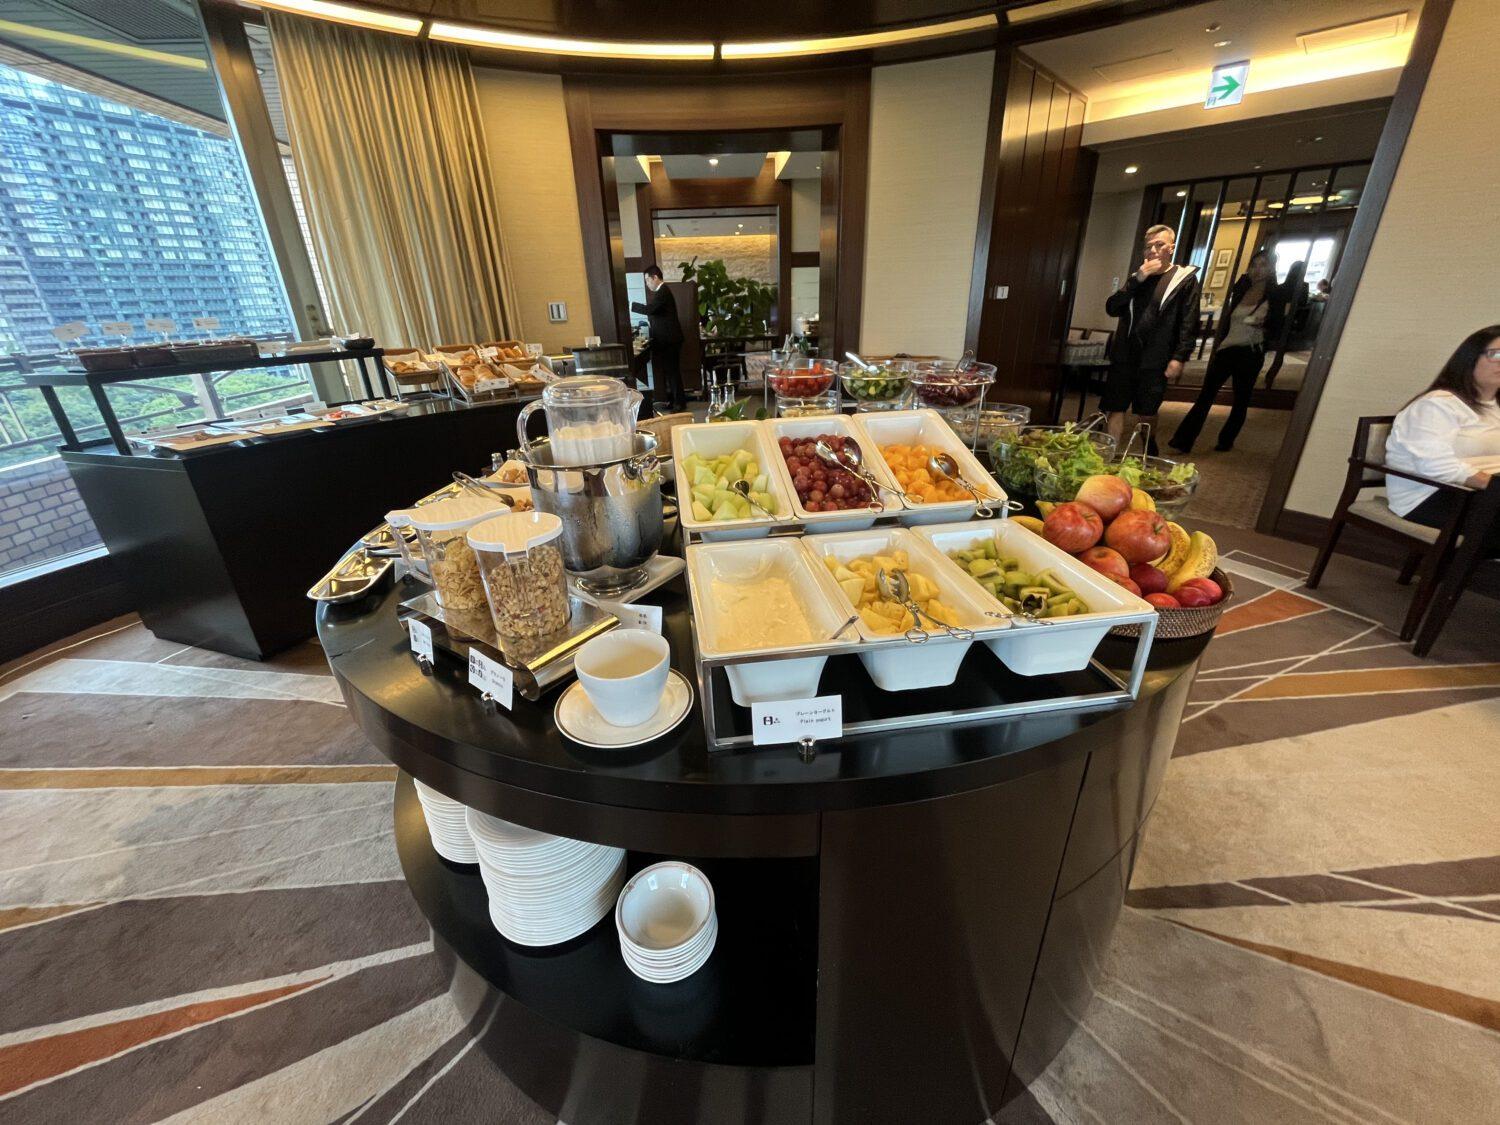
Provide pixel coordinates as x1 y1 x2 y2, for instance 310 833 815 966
555 669 694 749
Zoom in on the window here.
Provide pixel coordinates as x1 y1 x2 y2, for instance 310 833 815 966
0 63 304 580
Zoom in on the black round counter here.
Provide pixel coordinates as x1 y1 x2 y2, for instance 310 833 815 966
319 576 1206 1124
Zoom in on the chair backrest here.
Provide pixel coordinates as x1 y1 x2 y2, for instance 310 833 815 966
1352 415 1396 486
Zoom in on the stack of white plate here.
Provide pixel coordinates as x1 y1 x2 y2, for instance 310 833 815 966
466 809 626 947
413 779 477 864
615 862 717 983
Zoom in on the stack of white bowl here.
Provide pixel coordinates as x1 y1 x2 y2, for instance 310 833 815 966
466 809 626 947
615 862 717 983
413 779 477 864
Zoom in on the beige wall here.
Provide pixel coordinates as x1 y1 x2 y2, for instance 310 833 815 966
860 51 994 357
1072 189 1142 334
656 234 776 285
471 68 592 352
790 178 821 254
1286 0 1500 518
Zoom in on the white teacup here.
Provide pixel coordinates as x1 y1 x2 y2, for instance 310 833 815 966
574 629 670 727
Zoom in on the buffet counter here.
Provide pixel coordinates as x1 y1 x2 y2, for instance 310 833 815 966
62 396 535 659
317 575 1206 1124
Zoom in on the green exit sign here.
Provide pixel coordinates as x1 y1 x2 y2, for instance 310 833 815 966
1206 61 1250 108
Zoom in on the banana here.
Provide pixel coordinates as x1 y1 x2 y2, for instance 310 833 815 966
1166 531 1219 593
1154 521 1191 573
1036 500 1056 517
1130 488 1156 512
1013 515 1045 535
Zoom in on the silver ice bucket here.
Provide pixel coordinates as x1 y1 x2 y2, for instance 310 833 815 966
516 432 663 596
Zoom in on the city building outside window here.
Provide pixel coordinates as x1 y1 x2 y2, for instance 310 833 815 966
0 63 310 580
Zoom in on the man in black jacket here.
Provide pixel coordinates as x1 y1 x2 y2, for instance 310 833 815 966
631 265 686 411
1102 224 1201 450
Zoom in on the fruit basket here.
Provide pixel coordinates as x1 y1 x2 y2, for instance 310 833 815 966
766 358 836 398
1109 567 1234 640
840 362 912 411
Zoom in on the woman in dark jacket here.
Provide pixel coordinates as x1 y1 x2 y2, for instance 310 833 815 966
1169 250 1285 454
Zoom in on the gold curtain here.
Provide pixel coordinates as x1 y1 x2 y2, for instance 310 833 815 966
265 13 516 350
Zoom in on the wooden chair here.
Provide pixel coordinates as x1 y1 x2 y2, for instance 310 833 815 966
1306 415 1479 647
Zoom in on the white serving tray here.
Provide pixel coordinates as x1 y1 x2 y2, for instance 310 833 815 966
795 526 998 691
672 420 797 541
851 409 1009 525
915 519 1156 676
685 538 857 706
763 415 902 534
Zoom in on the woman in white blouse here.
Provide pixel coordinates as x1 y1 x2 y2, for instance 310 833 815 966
1385 326 1500 551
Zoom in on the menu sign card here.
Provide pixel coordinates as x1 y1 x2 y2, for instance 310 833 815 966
467 649 514 709
751 695 842 747
408 618 434 663
610 603 662 633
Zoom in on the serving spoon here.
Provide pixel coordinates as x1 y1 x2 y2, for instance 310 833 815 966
926 451 996 517
876 569 974 643
731 477 779 519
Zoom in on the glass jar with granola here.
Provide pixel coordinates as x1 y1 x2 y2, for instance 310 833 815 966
467 511 570 652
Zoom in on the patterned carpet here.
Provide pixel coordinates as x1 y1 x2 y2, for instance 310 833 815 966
1 523 1496 1123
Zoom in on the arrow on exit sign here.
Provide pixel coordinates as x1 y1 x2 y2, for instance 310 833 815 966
1206 61 1249 108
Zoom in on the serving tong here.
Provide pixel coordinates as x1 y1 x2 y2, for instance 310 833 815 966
876 568 975 645
926 451 997 517
812 439 899 510
452 470 518 505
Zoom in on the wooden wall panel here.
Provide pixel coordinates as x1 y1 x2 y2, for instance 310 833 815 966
967 52 1093 417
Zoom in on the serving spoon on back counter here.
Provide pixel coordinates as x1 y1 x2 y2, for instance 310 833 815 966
927 451 996 517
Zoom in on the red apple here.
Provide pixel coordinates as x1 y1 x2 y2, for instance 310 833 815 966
1129 562 1168 595
1145 592 1180 609
1111 575 1143 596
1176 577 1224 605
1078 546 1129 581
1042 502 1103 553
1074 474 1133 522
1104 509 1171 565
1175 583 1217 608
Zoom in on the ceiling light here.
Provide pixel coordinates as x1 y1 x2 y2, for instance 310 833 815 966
1123 165 1139 175
1006 0 1115 24
1289 194 1326 206
722 14 995 58
243 1 422 35
429 22 714 58
708 158 719 166
1268 202 1285 209
0 17 211 65
1214 40 1232 48
1175 190 1187 198
1204 23 1221 33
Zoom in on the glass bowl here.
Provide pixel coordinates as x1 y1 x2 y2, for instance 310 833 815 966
766 357 836 398
909 360 997 408
976 404 1031 448
840 361 912 410
776 389 840 418
1107 455 1200 517
988 425 1116 498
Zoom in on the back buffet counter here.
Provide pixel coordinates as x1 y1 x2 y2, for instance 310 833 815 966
308 377 1222 1123
51 389 536 659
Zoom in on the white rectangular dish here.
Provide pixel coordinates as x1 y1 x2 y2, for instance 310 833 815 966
852 409 1009 526
796 526 997 691
686 538 857 706
672 421 794 541
916 519 1155 675
763 415 902 534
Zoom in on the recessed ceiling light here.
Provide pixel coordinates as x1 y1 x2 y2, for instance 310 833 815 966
1204 22 1221 33
722 13 995 58
708 157 719 166
1123 164 1139 174
1175 190 1187 198
1214 40 1232 48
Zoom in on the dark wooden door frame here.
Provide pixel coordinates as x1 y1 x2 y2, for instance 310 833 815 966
563 71 870 356
1256 0 1454 535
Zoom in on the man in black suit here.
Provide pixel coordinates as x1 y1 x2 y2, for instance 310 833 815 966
631 265 686 411
1102 224 1202 452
